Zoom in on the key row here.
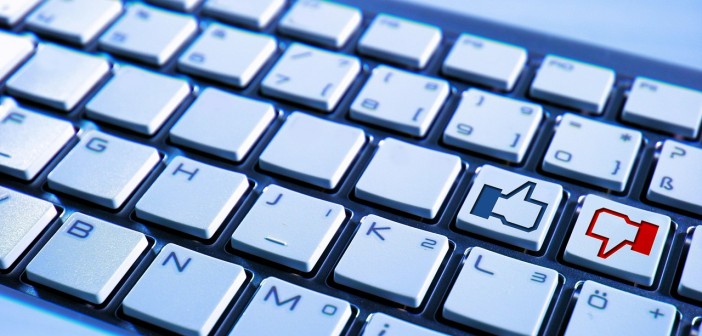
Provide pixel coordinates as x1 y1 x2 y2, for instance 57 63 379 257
0 197 687 336
3 1 701 134
3 95 702 219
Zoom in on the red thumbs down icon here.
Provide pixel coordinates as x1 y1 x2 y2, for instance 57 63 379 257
585 208 659 259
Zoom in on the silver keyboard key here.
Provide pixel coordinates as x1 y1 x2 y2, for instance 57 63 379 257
443 247 558 336
0 31 34 82
334 215 449 307
456 165 563 251
178 22 276 87
648 140 702 214
362 313 448 336
622 77 702 138
47 130 160 209
231 184 345 272
123 244 247 335
86 65 190 135
358 14 441 69
350 65 449 137
229 277 352 336
0 187 57 269
356 138 462 219
442 33 527 91
0 98 75 180
135 156 249 239
278 0 361 48
530 55 615 113
0 0 41 26
679 227 702 301
443 89 543 163
203 0 285 29
563 195 671 286
170 87 276 162
261 43 360 111
564 281 676 336
99 3 197 66
543 113 641 192
7 44 110 111
26 0 122 45
259 112 365 189
148 0 202 12
26 213 148 304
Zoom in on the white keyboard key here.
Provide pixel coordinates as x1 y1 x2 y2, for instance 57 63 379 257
0 187 56 269
279 0 361 48
99 3 197 66
229 277 351 336
564 281 676 336
47 130 160 209
0 0 41 26
26 213 148 304
170 88 275 161
136 156 248 239
148 0 202 12
358 14 441 69
259 112 365 189
356 138 461 219
362 313 447 336
334 215 448 307
563 195 671 286
231 185 345 272
443 247 558 336
622 77 702 138
350 65 449 137
456 165 563 251
0 32 34 82
530 55 615 113
86 65 190 135
203 0 284 29
443 33 526 91
543 113 641 191
648 140 702 214
261 43 360 111
178 23 276 87
7 44 110 111
0 98 75 180
679 227 702 301
26 0 122 45
123 244 246 335
443 89 543 163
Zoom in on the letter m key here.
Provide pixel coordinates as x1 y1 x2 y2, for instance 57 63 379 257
264 286 302 311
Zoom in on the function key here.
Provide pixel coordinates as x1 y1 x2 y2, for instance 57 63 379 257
358 14 441 69
443 33 527 91
648 140 702 214
564 281 676 336
278 0 362 49
443 247 558 336
563 195 671 286
542 113 641 192
530 55 614 113
203 0 285 30
622 77 702 138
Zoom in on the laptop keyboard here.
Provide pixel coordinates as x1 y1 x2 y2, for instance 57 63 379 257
1 0 702 335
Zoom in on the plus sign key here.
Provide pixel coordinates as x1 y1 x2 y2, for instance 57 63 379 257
564 281 676 336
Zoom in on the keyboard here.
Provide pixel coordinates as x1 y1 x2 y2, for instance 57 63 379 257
1 0 702 335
